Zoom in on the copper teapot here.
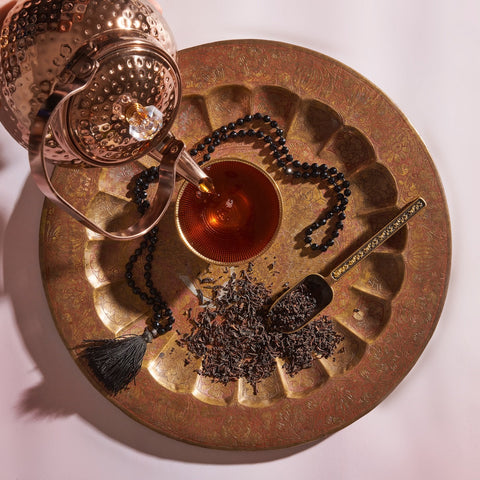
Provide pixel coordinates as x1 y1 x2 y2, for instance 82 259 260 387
0 0 212 239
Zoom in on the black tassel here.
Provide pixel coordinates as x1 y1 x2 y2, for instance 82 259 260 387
77 328 154 395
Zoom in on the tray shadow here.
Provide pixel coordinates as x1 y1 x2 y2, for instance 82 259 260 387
3 176 324 463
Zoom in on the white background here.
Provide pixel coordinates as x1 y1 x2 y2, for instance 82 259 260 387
1 0 479 479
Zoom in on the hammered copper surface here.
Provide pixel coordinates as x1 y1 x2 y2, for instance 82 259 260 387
0 0 177 161
39 40 451 450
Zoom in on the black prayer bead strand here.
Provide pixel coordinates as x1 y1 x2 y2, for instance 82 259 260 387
132 165 160 214
125 226 175 338
187 113 351 254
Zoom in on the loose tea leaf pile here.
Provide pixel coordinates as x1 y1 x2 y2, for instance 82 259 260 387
177 270 343 394
267 282 320 333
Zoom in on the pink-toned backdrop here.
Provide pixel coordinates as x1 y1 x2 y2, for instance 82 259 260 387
0 1 477 479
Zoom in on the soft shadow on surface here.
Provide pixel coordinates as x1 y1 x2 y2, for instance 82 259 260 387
4 176 321 463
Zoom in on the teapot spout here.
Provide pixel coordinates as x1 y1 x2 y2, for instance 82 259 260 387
152 134 214 193
176 148 215 194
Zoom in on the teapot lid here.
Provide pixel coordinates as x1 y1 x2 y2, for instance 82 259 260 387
54 34 182 166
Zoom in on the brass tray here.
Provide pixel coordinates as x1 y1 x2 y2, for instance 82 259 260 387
39 40 451 450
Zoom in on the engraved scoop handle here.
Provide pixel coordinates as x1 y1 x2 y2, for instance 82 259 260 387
330 197 427 281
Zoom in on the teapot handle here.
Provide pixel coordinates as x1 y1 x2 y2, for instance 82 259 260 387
28 52 178 240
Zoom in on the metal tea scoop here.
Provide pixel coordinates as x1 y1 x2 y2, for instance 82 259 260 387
269 197 426 333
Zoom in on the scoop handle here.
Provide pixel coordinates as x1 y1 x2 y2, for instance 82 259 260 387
330 197 426 281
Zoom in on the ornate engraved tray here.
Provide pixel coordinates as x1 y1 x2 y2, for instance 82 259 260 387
39 40 451 450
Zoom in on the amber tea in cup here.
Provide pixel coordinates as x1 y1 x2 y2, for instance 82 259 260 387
176 159 282 264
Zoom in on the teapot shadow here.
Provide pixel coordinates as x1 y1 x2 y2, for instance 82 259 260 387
3 176 321 462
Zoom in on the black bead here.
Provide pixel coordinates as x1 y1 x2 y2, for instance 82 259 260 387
305 227 314 235
304 236 312 244
236 118 244 126
204 136 212 144
344 188 352 196
338 212 346 220
328 167 337 175
244 114 253 122
292 160 301 168
302 162 310 170
293 171 301 178
197 143 205 151
254 112 263 119
220 125 227 133
228 122 236 130
276 128 284 137
270 120 278 128
302 172 310 179
207 145 215 153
